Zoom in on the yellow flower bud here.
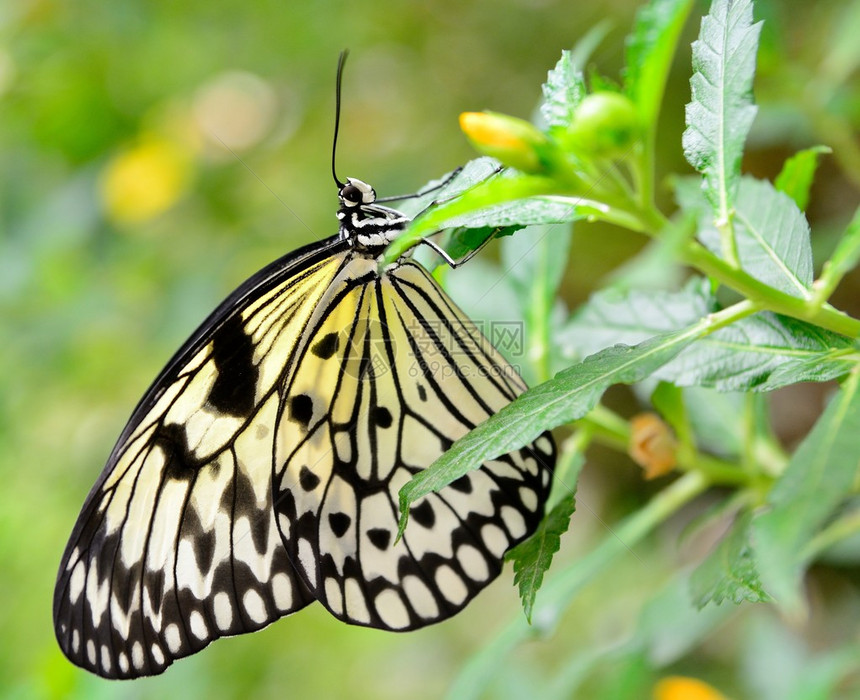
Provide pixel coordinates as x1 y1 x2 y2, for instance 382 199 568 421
459 111 551 174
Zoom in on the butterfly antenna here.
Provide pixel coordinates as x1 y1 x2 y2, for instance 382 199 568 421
332 50 349 189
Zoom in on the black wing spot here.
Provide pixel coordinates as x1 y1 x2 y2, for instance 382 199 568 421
207 315 259 417
154 423 201 481
299 466 320 491
417 384 427 402
311 332 339 359
410 500 435 528
372 406 392 429
290 394 314 427
367 528 391 550
450 474 473 494
328 512 352 537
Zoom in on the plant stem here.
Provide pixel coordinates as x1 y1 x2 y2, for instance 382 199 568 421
682 239 860 338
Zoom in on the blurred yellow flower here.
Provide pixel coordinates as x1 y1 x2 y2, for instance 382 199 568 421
654 676 730 700
100 136 192 225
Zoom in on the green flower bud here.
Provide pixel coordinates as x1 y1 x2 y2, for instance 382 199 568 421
566 92 640 159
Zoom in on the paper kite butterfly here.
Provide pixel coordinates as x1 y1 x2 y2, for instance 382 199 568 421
54 53 555 679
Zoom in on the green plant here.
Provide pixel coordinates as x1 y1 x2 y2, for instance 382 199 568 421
390 0 860 697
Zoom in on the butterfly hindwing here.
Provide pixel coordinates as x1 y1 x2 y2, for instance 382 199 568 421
53 241 350 678
272 260 554 630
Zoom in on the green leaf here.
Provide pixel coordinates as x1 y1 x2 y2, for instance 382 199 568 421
439 225 521 262
682 0 762 215
507 492 578 624
560 277 855 391
753 369 860 614
398 327 702 533
774 145 831 212
690 511 770 607
697 177 813 298
624 0 695 128
540 50 587 129
657 312 857 391
557 277 713 362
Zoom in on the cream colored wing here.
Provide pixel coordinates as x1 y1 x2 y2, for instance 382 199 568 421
272 259 555 630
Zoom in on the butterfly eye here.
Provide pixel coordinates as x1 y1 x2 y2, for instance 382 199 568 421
340 184 362 206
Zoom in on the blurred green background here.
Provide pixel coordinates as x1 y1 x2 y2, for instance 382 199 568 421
2 1 859 698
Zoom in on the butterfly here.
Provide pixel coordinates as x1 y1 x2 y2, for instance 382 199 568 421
53 53 555 679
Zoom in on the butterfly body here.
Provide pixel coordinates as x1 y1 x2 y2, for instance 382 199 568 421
54 175 555 678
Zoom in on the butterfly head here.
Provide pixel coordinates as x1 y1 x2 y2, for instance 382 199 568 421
338 178 377 208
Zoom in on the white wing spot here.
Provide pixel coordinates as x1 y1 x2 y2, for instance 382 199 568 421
402 575 439 619
69 560 85 603
501 506 526 539
132 641 145 670
165 623 182 654
86 639 96 666
213 591 233 630
118 651 129 674
536 436 552 454
518 486 538 512
278 513 291 539
457 544 490 582
522 456 538 476
271 572 293 611
189 610 208 640
325 577 343 615
375 589 410 629
435 565 468 606
481 523 509 558
151 643 165 667
71 629 80 654
100 644 112 674
298 538 316 587
243 589 267 625
343 577 371 624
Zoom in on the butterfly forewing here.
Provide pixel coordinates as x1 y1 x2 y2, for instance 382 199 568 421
272 260 553 630
54 242 350 678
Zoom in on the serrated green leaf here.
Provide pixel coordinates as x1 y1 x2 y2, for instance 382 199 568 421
398 327 701 532
753 369 860 614
657 312 857 391
557 277 713 362
697 177 813 298
558 277 855 392
682 0 762 215
774 146 831 212
690 511 770 607
624 0 695 128
507 492 578 623
540 50 587 129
